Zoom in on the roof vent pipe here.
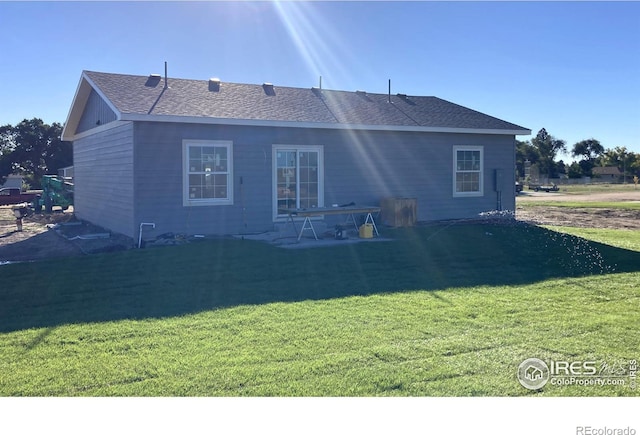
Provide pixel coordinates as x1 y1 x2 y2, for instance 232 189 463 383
164 61 168 89
388 79 391 103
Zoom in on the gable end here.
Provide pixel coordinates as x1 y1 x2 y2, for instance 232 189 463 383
77 88 117 133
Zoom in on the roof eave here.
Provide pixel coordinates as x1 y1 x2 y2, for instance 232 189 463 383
121 113 531 136
62 120 132 142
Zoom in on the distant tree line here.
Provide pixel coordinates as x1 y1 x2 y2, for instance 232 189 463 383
0 118 72 190
516 128 640 181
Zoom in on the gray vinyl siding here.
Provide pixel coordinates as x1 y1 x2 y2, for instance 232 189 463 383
130 122 516 238
73 122 135 237
322 130 515 223
133 122 274 239
77 89 117 134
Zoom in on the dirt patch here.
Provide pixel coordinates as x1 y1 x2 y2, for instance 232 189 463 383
516 206 640 230
516 189 640 230
0 206 133 263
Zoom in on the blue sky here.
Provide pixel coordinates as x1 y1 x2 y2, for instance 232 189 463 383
1 1 639 159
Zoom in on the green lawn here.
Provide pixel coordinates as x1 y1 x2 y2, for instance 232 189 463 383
545 226 640 252
1 222 639 396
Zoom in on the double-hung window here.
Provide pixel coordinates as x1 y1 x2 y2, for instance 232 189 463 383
183 140 233 206
453 146 483 197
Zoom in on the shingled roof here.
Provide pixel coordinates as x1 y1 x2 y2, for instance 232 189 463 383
63 70 530 140
592 166 623 176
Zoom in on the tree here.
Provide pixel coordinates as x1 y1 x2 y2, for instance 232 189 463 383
530 128 566 179
555 160 567 177
0 118 71 189
0 124 14 182
515 139 540 179
629 153 640 178
571 139 604 177
567 161 583 179
572 139 604 161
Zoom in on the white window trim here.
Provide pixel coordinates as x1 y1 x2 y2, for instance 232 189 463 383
272 144 324 220
183 139 234 206
453 145 484 197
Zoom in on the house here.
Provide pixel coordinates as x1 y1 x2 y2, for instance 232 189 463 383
61 70 530 241
592 166 622 181
0 174 24 190
58 165 74 181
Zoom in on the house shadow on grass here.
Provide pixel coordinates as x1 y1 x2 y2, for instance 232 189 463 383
1 222 639 333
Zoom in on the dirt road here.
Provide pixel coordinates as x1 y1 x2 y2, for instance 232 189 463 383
516 189 640 230
517 190 640 203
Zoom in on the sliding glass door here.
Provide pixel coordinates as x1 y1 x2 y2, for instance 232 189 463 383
274 145 323 217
